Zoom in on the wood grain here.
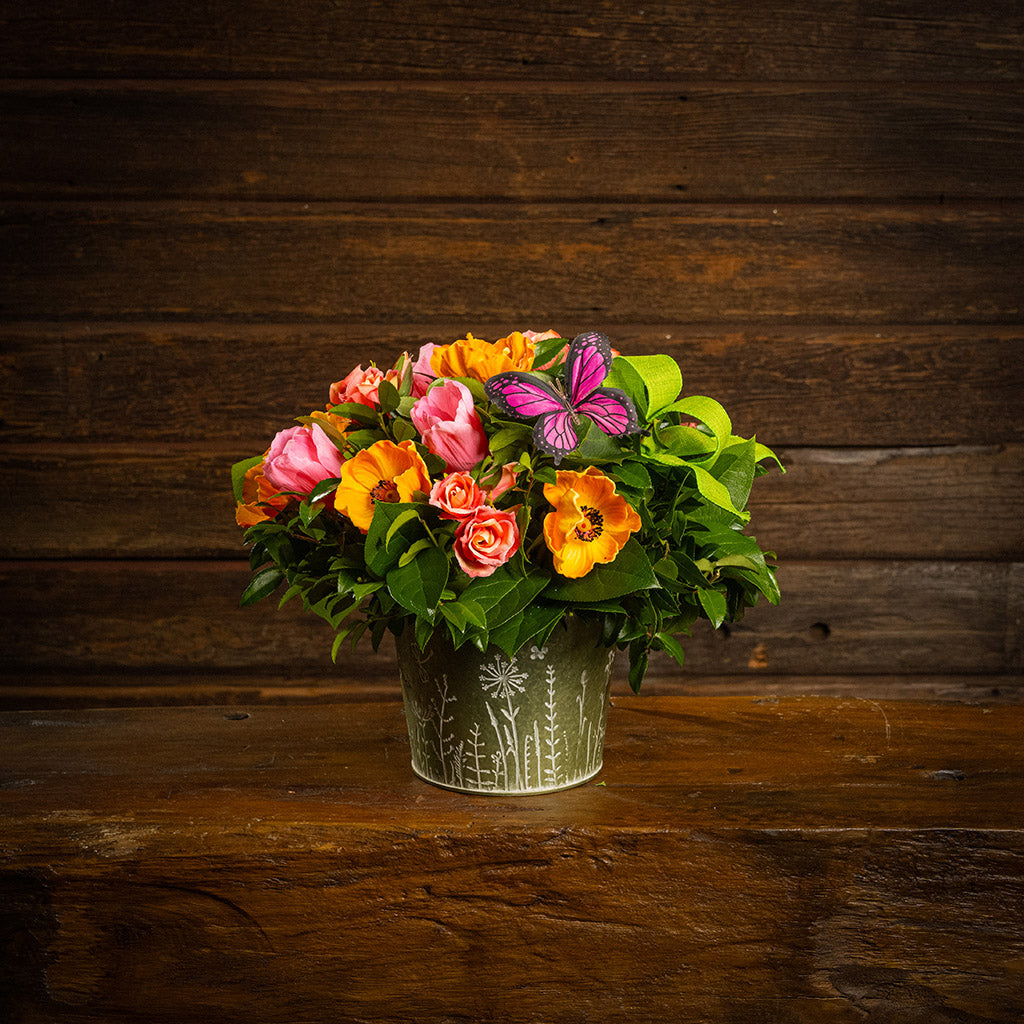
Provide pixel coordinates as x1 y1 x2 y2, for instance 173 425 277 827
3 323 1020 446
1 673 1019 711
2 699 1022 1021
2 444 1020 561
1 560 1019 678
3 203 1022 323
4 82 1022 201
1 1 1021 79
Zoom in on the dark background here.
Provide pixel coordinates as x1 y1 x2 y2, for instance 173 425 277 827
1 1 1021 709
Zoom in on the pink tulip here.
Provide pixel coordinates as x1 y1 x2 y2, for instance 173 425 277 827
410 379 489 472
453 506 520 579
262 424 343 495
410 343 436 398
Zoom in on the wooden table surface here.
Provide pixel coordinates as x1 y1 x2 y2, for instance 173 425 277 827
2 696 1022 1022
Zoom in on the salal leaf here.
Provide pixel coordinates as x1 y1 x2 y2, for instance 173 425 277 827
489 603 566 659
698 588 728 628
240 567 285 606
655 631 686 669
712 438 756 511
545 537 658 602
365 502 424 576
386 544 449 617
691 465 750 521
309 476 342 503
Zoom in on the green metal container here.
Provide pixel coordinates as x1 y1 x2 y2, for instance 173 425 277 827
396 615 614 795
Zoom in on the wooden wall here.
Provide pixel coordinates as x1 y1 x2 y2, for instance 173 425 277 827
1 2 1021 709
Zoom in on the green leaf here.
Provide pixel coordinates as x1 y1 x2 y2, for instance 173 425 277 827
460 566 549 630
365 502 425 576
655 631 687 669
489 603 566 658
655 424 717 458
328 402 379 424
531 334 568 369
604 357 649 419
698 588 728 628
309 476 342 503
392 418 418 443
377 379 400 414
691 465 750 521
611 460 651 491
385 507 422 548
755 442 786 473
544 537 658 602
231 455 264 503
614 354 682 418
240 567 284 606
397 537 434 567
627 640 649 693
387 544 449 618
712 438 756 512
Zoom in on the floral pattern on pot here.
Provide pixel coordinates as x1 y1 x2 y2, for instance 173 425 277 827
396 616 614 795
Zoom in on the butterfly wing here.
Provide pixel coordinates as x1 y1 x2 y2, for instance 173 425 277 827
485 371 565 420
533 410 579 462
575 387 640 437
564 331 613 406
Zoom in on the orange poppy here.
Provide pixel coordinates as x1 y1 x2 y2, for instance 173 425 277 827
334 439 432 533
430 331 535 383
235 458 290 527
543 467 641 578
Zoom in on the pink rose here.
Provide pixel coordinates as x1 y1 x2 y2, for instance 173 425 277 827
429 472 485 521
410 343 436 398
330 365 386 408
410 379 489 472
262 424 343 495
453 506 520 579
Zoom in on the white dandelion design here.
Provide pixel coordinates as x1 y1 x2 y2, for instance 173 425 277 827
402 640 610 794
480 654 528 700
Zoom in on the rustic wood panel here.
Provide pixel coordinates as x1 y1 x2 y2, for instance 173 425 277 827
4 83 1022 202
3 324 1020 447
1 1 1021 79
1 560 1019 678
2 699 1023 1021
2 444 1020 561
1 673 1019 711
2 203 1022 323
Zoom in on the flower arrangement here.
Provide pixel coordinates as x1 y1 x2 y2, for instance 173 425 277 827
232 329 782 691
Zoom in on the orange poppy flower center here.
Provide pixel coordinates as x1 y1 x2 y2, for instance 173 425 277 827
574 505 604 542
370 479 400 504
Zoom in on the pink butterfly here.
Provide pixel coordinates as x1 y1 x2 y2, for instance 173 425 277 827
484 331 639 462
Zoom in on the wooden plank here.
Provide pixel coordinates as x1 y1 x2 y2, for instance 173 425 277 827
4 82 1023 202
1 560 1019 677
1 1 1021 79
2 444 1020 561
2 203 1022 323
1 699 1022 1021
1 674 1020 711
3 323 1021 447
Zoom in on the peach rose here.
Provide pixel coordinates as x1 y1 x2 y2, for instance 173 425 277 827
452 506 521 579
330 365 386 408
429 472 485 521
